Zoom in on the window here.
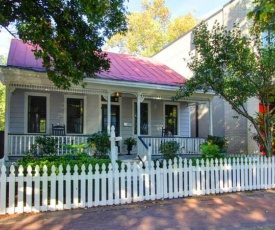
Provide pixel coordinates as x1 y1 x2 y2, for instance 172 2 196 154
28 96 47 133
67 98 84 134
134 102 149 135
165 104 178 135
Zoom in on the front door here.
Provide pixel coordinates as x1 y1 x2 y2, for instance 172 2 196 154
102 105 120 136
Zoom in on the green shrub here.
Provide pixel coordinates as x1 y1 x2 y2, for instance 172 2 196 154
26 136 58 157
17 153 122 175
205 135 228 153
159 141 180 160
87 132 110 158
200 142 226 159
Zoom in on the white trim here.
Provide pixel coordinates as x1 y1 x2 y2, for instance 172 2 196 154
24 92 50 134
132 99 151 136
64 94 87 134
84 78 215 96
163 102 180 136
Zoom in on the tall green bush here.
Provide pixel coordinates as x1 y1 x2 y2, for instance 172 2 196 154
159 141 180 160
200 135 227 159
87 132 110 159
26 136 58 157
205 135 228 153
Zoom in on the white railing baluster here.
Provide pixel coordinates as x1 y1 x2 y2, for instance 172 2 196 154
138 136 205 156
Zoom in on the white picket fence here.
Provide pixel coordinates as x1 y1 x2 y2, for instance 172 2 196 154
0 156 275 215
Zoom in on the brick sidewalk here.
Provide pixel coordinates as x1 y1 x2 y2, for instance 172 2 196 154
0 189 275 230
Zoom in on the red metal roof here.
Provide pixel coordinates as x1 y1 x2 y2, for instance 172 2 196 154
7 39 186 86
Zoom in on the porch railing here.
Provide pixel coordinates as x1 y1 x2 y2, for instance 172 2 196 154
138 136 206 157
8 134 89 157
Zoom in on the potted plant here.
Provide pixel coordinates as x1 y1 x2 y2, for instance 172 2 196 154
124 137 137 155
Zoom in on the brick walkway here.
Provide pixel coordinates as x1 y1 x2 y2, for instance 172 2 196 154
0 189 275 230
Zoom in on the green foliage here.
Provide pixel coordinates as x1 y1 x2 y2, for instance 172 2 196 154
124 137 137 147
248 0 275 32
17 153 122 176
87 132 110 158
175 21 275 157
0 83 5 130
124 137 136 154
205 135 228 153
26 136 58 157
106 0 196 57
0 0 127 89
0 54 7 65
200 142 225 159
159 141 180 160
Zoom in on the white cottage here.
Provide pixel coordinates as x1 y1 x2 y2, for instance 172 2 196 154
0 39 214 161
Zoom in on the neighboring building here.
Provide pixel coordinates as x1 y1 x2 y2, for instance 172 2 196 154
153 0 259 154
0 39 214 160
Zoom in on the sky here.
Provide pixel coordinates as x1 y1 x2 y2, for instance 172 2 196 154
0 0 230 60
126 0 230 18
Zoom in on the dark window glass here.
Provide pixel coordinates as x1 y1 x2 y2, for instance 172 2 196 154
134 102 148 135
165 105 178 135
28 96 47 133
67 98 84 134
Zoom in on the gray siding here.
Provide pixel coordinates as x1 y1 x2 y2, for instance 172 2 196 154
10 89 25 133
50 92 64 127
180 103 190 137
151 100 163 136
86 94 101 134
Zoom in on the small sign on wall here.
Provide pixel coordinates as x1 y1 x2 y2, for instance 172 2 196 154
123 123 132 127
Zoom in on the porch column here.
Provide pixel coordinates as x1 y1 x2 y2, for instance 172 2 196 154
137 93 141 136
209 100 213 135
107 92 111 134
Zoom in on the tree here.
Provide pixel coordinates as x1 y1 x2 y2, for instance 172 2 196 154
247 0 275 31
106 0 196 57
0 0 128 89
0 83 5 130
0 55 7 65
175 21 275 157
166 13 196 43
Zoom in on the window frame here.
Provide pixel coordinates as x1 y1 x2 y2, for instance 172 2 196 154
163 102 179 136
64 95 87 134
132 100 151 136
24 92 50 134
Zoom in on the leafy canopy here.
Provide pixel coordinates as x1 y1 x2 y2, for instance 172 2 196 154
0 82 5 131
176 21 274 156
106 0 196 57
0 0 128 89
247 0 275 31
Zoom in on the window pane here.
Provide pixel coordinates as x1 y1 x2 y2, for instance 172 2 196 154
165 105 178 135
134 102 148 135
28 96 47 133
67 98 84 134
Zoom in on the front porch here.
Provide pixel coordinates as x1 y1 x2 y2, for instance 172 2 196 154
6 133 205 160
